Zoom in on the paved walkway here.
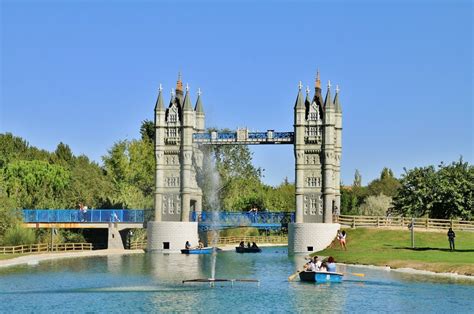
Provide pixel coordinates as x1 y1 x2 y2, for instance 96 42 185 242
0 249 145 268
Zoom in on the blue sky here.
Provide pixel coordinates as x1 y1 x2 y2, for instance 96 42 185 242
1 0 472 186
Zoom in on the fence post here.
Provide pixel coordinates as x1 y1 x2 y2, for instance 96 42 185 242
352 216 356 229
450 219 453 229
426 217 429 229
377 217 380 227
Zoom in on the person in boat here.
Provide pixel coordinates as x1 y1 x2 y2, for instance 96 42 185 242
185 241 192 249
247 242 251 248
313 256 322 271
319 262 328 272
239 241 245 248
251 242 258 248
198 240 204 249
326 256 337 272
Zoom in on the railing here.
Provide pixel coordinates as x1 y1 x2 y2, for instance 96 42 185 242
215 235 288 245
23 209 145 223
129 240 147 250
190 211 294 230
335 215 474 231
0 242 93 254
193 131 294 144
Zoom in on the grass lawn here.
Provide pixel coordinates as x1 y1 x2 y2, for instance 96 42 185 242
315 228 474 275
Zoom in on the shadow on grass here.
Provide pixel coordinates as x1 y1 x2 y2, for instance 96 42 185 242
394 247 474 253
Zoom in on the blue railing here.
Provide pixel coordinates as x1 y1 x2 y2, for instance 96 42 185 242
23 209 145 223
273 132 294 139
248 132 267 139
190 211 294 230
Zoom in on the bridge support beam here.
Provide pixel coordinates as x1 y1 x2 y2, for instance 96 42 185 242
147 221 198 252
108 223 124 249
288 223 340 254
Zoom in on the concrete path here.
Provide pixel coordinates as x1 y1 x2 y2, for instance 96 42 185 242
0 249 145 268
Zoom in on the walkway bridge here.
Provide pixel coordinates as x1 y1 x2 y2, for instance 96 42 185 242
22 210 294 231
193 130 294 145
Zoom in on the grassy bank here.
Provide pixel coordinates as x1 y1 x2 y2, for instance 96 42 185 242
315 228 474 275
0 254 24 260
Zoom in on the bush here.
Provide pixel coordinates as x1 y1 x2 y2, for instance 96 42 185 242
357 194 392 216
3 225 36 246
60 230 86 243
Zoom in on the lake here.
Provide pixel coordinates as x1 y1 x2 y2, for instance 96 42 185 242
0 247 473 313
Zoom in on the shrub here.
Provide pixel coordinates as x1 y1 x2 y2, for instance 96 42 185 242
3 225 36 246
357 194 393 216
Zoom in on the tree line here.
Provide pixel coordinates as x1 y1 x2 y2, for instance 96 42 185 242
1 121 472 244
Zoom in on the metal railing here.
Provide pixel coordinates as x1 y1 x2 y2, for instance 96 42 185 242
23 209 145 223
190 211 294 230
335 215 474 231
215 235 288 245
0 242 93 254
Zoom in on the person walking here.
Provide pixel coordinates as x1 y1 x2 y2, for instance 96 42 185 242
447 228 456 251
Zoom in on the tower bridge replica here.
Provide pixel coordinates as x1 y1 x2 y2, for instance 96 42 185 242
148 72 342 254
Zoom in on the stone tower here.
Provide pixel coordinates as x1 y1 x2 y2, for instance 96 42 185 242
148 74 204 252
289 71 342 254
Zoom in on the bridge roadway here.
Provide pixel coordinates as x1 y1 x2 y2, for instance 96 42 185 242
23 209 295 231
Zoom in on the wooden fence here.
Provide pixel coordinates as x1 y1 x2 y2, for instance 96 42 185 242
335 215 474 231
0 242 93 254
128 235 288 250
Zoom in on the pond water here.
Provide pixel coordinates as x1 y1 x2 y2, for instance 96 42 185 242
0 247 473 313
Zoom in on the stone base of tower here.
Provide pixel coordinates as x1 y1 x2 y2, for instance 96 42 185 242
147 221 198 253
288 223 340 255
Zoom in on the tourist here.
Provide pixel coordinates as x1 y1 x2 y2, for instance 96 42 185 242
239 241 245 247
185 241 192 249
337 230 347 250
326 256 337 272
313 256 322 271
198 240 204 249
447 228 456 251
251 242 258 248
247 242 251 248
319 262 327 272
111 211 120 222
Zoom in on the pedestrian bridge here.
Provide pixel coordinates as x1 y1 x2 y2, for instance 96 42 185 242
22 209 294 231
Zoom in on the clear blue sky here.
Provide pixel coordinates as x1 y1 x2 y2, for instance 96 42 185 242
1 0 472 186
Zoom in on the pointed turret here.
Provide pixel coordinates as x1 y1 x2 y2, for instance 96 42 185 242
195 88 204 113
183 83 193 111
334 85 342 113
154 84 164 112
294 81 304 109
313 70 324 116
324 80 333 109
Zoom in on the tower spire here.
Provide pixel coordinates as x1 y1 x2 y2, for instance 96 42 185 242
195 88 204 113
334 85 342 113
315 69 321 89
176 72 183 92
324 80 333 108
154 83 164 111
294 81 304 109
183 83 193 111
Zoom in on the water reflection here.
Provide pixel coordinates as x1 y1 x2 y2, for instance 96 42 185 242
0 247 473 313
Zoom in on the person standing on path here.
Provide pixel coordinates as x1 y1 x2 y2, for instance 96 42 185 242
447 228 456 251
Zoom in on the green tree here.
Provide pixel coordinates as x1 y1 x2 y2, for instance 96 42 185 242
367 167 401 197
3 160 71 209
353 169 362 187
140 119 155 142
392 159 473 219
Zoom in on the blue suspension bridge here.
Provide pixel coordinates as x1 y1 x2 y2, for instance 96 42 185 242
22 209 295 231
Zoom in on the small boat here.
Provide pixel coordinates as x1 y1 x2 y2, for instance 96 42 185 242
235 246 262 253
181 247 215 254
298 271 344 283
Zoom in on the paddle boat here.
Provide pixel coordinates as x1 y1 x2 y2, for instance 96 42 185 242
298 271 344 283
181 246 222 254
181 247 215 254
235 246 262 253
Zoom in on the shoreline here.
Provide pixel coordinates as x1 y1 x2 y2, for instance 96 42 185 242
0 249 145 268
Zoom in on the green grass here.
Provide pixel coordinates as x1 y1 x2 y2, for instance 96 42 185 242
315 228 474 275
0 253 24 260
